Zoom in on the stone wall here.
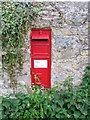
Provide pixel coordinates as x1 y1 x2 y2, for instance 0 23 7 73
31 2 88 87
2 2 88 95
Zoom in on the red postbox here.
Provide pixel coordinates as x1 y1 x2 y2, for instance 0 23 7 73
30 29 51 88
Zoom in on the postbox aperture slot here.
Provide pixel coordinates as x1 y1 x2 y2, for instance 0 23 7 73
32 39 48 41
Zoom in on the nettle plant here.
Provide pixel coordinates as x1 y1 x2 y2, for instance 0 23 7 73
1 1 41 93
2 67 90 119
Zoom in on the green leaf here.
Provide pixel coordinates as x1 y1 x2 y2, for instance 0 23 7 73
71 106 76 111
56 113 60 118
67 103 72 108
73 111 81 118
80 108 88 115
2 100 10 108
58 99 64 107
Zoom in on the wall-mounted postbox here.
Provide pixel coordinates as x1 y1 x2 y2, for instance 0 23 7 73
30 29 52 88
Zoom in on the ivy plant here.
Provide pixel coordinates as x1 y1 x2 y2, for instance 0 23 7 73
1 1 41 93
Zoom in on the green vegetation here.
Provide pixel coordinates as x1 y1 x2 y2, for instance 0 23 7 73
2 66 90 119
1 1 40 92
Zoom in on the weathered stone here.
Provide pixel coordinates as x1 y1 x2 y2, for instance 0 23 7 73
74 79 82 86
17 75 30 86
7 89 13 94
81 50 88 56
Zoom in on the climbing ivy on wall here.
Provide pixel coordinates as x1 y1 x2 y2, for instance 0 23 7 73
1 1 40 93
